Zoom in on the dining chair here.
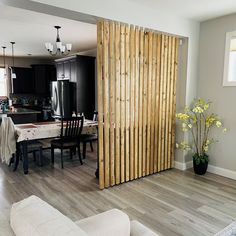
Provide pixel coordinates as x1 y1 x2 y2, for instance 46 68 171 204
10 144 44 173
80 111 98 159
51 116 84 168
11 140 45 171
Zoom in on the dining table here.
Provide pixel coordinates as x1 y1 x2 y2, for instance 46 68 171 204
14 120 98 174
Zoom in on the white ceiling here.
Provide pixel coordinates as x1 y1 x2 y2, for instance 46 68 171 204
132 0 236 21
0 5 97 58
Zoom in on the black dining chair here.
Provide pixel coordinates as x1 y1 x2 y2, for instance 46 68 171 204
51 116 84 168
80 111 98 159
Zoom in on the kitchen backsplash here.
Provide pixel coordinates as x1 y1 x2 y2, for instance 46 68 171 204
9 94 51 107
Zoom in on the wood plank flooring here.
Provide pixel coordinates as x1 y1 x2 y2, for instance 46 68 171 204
0 144 236 236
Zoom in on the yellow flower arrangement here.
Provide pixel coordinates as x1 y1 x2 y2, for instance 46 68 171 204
176 98 226 165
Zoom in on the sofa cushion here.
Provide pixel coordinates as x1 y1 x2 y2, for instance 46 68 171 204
76 209 130 236
10 195 87 236
130 220 158 236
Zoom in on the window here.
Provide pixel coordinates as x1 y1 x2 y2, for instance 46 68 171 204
0 68 7 96
223 31 236 86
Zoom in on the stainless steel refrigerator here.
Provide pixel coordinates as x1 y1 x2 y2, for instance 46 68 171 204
51 80 76 118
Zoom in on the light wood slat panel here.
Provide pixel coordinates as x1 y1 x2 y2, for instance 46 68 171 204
142 31 149 177
103 21 110 187
109 22 115 186
171 38 179 167
134 26 140 179
130 25 135 181
138 28 144 178
97 20 179 188
154 34 161 173
120 23 126 183
125 24 130 182
165 36 172 170
146 31 153 175
97 21 105 190
168 37 175 169
115 23 121 184
150 33 157 174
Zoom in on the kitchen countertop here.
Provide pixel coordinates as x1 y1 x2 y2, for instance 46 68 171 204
0 108 41 115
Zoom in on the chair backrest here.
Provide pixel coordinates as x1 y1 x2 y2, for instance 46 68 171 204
60 116 83 140
93 111 98 122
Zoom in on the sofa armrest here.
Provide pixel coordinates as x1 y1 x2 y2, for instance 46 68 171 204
75 209 130 236
10 195 87 236
130 220 159 236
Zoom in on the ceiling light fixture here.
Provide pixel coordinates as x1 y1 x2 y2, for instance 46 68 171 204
45 26 72 56
2 46 7 76
10 42 16 79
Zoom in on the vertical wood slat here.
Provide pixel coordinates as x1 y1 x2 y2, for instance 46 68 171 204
120 24 126 183
165 36 172 170
97 20 179 189
125 25 130 182
150 33 157 174
138 28 144 178
142 31 148 176
146 32 153 175
161 35 168 171
97 21 104 189
130 25 135 180
158 35 164 172
109 22 115 186
103 21 110 187
154 34 161 173
115 23 121 184
134 27 140 179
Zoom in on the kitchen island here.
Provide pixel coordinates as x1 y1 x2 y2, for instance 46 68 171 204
0 108 41 124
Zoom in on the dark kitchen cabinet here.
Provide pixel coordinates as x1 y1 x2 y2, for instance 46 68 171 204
12 65 56 95
76 56 95 120
55 55 95 119
13 67 34 94
56 62 64 79
70 59 77 83
64 60 70 79
31 64 56 95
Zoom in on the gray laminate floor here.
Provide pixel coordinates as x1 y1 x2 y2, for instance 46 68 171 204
0 144 235 236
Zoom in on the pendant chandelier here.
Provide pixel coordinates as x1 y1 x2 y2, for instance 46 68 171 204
1 46 6 76
45 26 72 56
10 42 16 79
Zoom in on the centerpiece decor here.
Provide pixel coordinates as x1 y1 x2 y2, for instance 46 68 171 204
176 98 226 175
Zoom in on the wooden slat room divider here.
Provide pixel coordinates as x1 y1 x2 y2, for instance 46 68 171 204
97 21 179 189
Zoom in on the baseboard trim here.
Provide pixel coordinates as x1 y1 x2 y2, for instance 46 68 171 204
174 161 236 180
174 161 193 170
208 165 236 180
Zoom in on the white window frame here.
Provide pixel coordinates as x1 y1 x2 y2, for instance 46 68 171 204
223 31 236 86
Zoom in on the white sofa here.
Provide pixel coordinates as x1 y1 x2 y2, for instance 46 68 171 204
10 195 158 236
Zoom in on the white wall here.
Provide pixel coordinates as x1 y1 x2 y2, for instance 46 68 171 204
3 0 200 164
175 38 189 163
198 13 236 173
